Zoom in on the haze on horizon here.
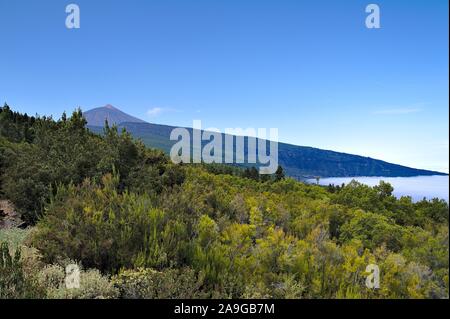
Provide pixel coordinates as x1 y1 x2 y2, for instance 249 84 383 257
0 0 448 173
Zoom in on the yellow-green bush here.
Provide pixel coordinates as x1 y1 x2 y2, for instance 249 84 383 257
38 263 119 299
112 267 207 299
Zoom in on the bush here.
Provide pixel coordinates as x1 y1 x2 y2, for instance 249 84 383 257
0 242 43 298
112 267 207 299
339 210 405 251
31 173 186 273
38 263 119 299
0 228 30 251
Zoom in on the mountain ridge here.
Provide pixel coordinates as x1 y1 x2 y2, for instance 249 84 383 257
83 105 447 179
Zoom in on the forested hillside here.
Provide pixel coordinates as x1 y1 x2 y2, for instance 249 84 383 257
84 111 446 178
0 104 448 299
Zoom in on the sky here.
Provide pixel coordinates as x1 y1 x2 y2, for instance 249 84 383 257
0 0 448 172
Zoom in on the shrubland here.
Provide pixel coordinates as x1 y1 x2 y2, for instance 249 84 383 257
0 104 448 299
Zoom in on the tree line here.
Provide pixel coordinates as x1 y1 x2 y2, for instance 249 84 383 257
0 104 448 299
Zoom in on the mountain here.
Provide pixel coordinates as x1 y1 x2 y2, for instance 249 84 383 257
83 104 146 126
85 106 447 179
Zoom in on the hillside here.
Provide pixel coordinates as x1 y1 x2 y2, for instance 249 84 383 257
87 117 446 178
0 104 448 300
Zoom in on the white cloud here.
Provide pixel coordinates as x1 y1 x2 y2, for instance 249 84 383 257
372 108 422 115
147 107 183 118
147 107 165 118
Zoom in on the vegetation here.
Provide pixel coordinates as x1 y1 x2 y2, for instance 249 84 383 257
0 242 43 298
0 104 448 299
85 105 447 178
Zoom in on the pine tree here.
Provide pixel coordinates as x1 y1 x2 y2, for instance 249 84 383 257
274 165 285 181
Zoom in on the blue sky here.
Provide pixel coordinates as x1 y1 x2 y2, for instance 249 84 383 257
0 0 448 172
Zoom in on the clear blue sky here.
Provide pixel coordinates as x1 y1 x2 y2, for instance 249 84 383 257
0 0 448 172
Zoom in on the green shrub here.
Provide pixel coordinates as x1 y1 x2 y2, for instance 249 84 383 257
0 228 31 251
31 173 186 273
112 267 207 299
0 242 42 298
38 263 119 299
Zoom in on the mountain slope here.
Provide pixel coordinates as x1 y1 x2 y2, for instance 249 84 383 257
85 106 447 179
83 104 145 126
